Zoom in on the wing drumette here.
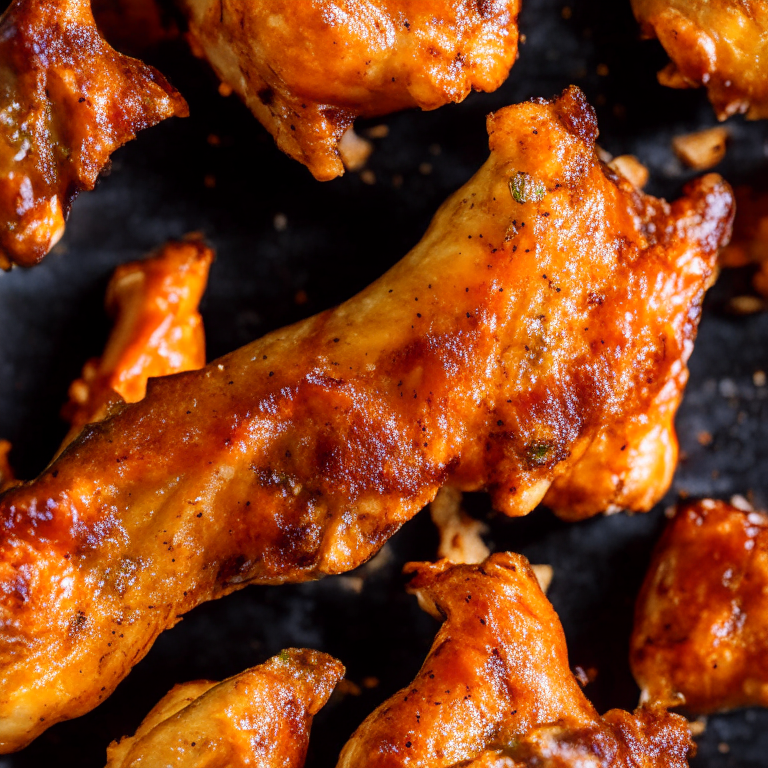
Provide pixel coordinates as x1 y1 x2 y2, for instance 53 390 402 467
631 499 768 714
179 0 521 180
105 648 343 768
632 0 768 121
0 0 188 268
0 87 732 750
60 238 213 450
338 554 694 768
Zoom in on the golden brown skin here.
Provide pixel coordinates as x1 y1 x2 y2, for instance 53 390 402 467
631 499 768 714
61 239 213 450
632 0 768 120
179 0 521 180
105 648 344 768
0 0 188 269
338 554 694 768
0 87 733 750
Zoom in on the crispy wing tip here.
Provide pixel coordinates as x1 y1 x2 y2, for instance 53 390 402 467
0 0 188 268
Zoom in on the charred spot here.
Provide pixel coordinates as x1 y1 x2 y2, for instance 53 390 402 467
216 555 250 586
553 86 598 147
69 610 87 636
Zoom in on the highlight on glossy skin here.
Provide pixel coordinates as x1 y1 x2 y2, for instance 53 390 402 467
179 0 521 180
0 0 188 269
632 0 768 121
338 554 694 768
631 499 768 714
0 86 733 751
105 648 344 768
60 238 213 450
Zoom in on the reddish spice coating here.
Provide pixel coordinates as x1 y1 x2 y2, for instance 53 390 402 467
106 648 344 768
0 87 732 751
179 0 521 180
0 0 188 268
632 499 768 714
632 0 768 121
338 554 694 768
60 239 213 450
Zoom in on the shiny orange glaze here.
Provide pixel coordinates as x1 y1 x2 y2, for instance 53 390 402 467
631 499 768 714
0 0 188 268
338 554 694 768
180 0 521 180
61 239 213 449
106 648 344 768
632 0 768 121
0 87 732 750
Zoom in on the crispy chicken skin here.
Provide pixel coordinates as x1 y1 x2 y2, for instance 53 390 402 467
0 87 733 750
631 0 768 121
61 239 213 450
0 0 188 269
179 0 521 180
105 648 344 768
631 499 768 714
0 442 14 493
338 554 694 768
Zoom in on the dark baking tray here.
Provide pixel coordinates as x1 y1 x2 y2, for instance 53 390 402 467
1 0 767 765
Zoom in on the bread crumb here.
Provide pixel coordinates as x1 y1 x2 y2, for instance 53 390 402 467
339 127 373 172
532 564 554 594
672 126 729 170
608 155 649 189
365 124 390 139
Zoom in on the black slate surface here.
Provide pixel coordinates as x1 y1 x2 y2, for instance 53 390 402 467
1 0 768 766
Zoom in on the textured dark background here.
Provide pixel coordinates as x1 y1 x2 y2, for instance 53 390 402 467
1 0 767 765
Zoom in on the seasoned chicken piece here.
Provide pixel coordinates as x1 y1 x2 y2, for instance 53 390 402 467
0 0 188 269
338 554 694 768
719 186 768 299
179 0 521 180
631 499 768 714
61 239 213 450
631 0 768 120
0 87 733 751
106 648 344 768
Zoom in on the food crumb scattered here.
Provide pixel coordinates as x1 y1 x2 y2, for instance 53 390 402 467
218 82 233 97
419 162 433 175
273 213 288 232
718 742 730 754
339 127 373 172
754 370 766 387
697 431 713 447
362 677 379 689
672 126 729 170
365 124 390 139
294 290 308 305
360 169 376 185
430 487 489 564
608 155 649 189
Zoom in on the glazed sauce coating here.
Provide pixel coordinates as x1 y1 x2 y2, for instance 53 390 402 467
632 499 768 714
632 0 768 120
106 648 344 768
0 87 732 750
338 554 694 768
0 0 188 268
180 0 521 180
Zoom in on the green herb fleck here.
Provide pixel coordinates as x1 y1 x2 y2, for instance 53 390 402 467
526 441 551 466
509 172 546 204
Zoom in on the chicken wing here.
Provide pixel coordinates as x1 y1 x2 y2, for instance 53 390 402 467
0 86 733 751
179 0 521 180
631 0 768 121
0 441 14 493
338 554 694 768
0 0 188 269
60 238 213 450
631 499 768 714
106 648 344 768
